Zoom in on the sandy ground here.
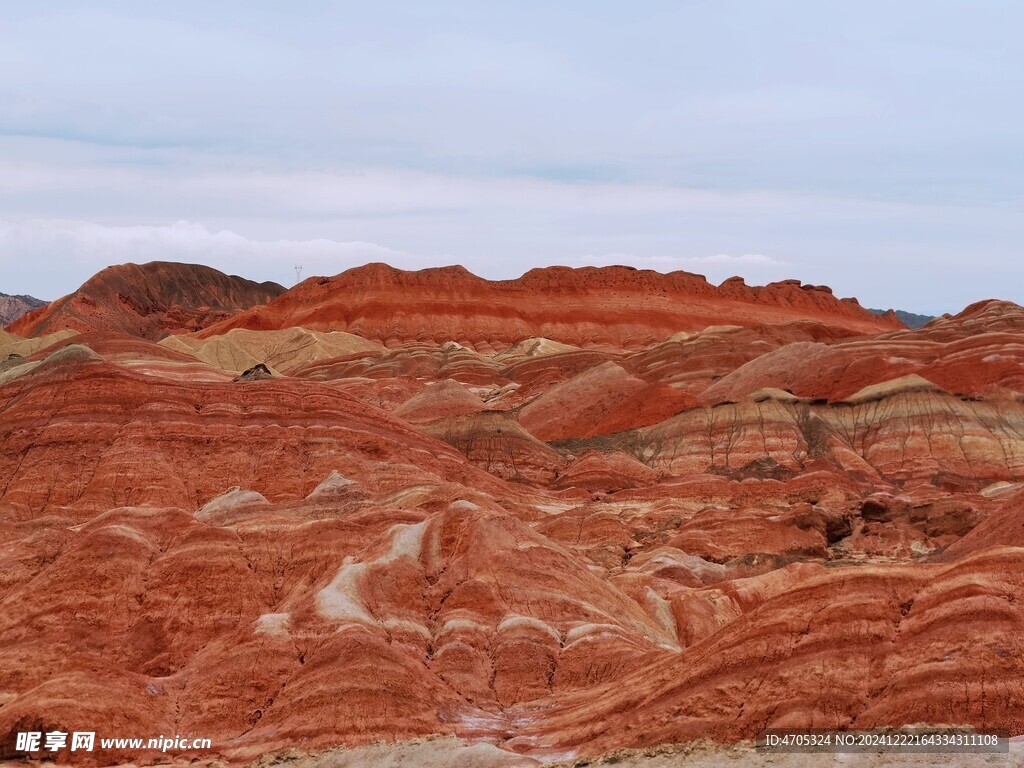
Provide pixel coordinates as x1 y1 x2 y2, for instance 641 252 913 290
95 736 1024 768
546 741 1024 767
232 737 1024 768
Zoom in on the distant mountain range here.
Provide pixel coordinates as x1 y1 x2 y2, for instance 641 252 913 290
867 307 936 328
0 291 46 326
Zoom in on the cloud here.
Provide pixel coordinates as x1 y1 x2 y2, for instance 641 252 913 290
0 145 1020 314
2 3 1021 205
690 254 786 266
583 253 787 267
577 252 792 285
1 218 789 296
0 2 1022 316
0 219 449 296
0 217 797 303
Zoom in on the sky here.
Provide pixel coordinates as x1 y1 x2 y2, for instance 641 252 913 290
1 1 1021 314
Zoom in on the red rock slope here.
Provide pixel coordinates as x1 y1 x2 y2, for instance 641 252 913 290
7 262 284 340
198 263 901 350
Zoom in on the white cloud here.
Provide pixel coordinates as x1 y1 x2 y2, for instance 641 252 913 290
691 254 786 266
0 144 1020 313
0 3 1021 316
583 252 787 266
576 252 792 286
0 216 795 301
0 219 447 295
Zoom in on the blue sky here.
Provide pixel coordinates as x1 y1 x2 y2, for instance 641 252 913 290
1 1 1021 313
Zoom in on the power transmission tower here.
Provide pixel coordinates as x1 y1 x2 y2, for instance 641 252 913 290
294 264 303 285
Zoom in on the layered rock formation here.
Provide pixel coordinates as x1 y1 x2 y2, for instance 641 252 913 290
161 327 383 375
2 260 1023 767
0 327 78 359
518 361 698 441
7 261 284 339
199 263 901 350
703 300 1024 403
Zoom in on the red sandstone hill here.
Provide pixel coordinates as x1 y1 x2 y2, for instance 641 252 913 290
7 261 284 340
197 263 901 350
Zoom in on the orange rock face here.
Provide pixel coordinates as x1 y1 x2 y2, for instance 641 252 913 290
3 261 1024 767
